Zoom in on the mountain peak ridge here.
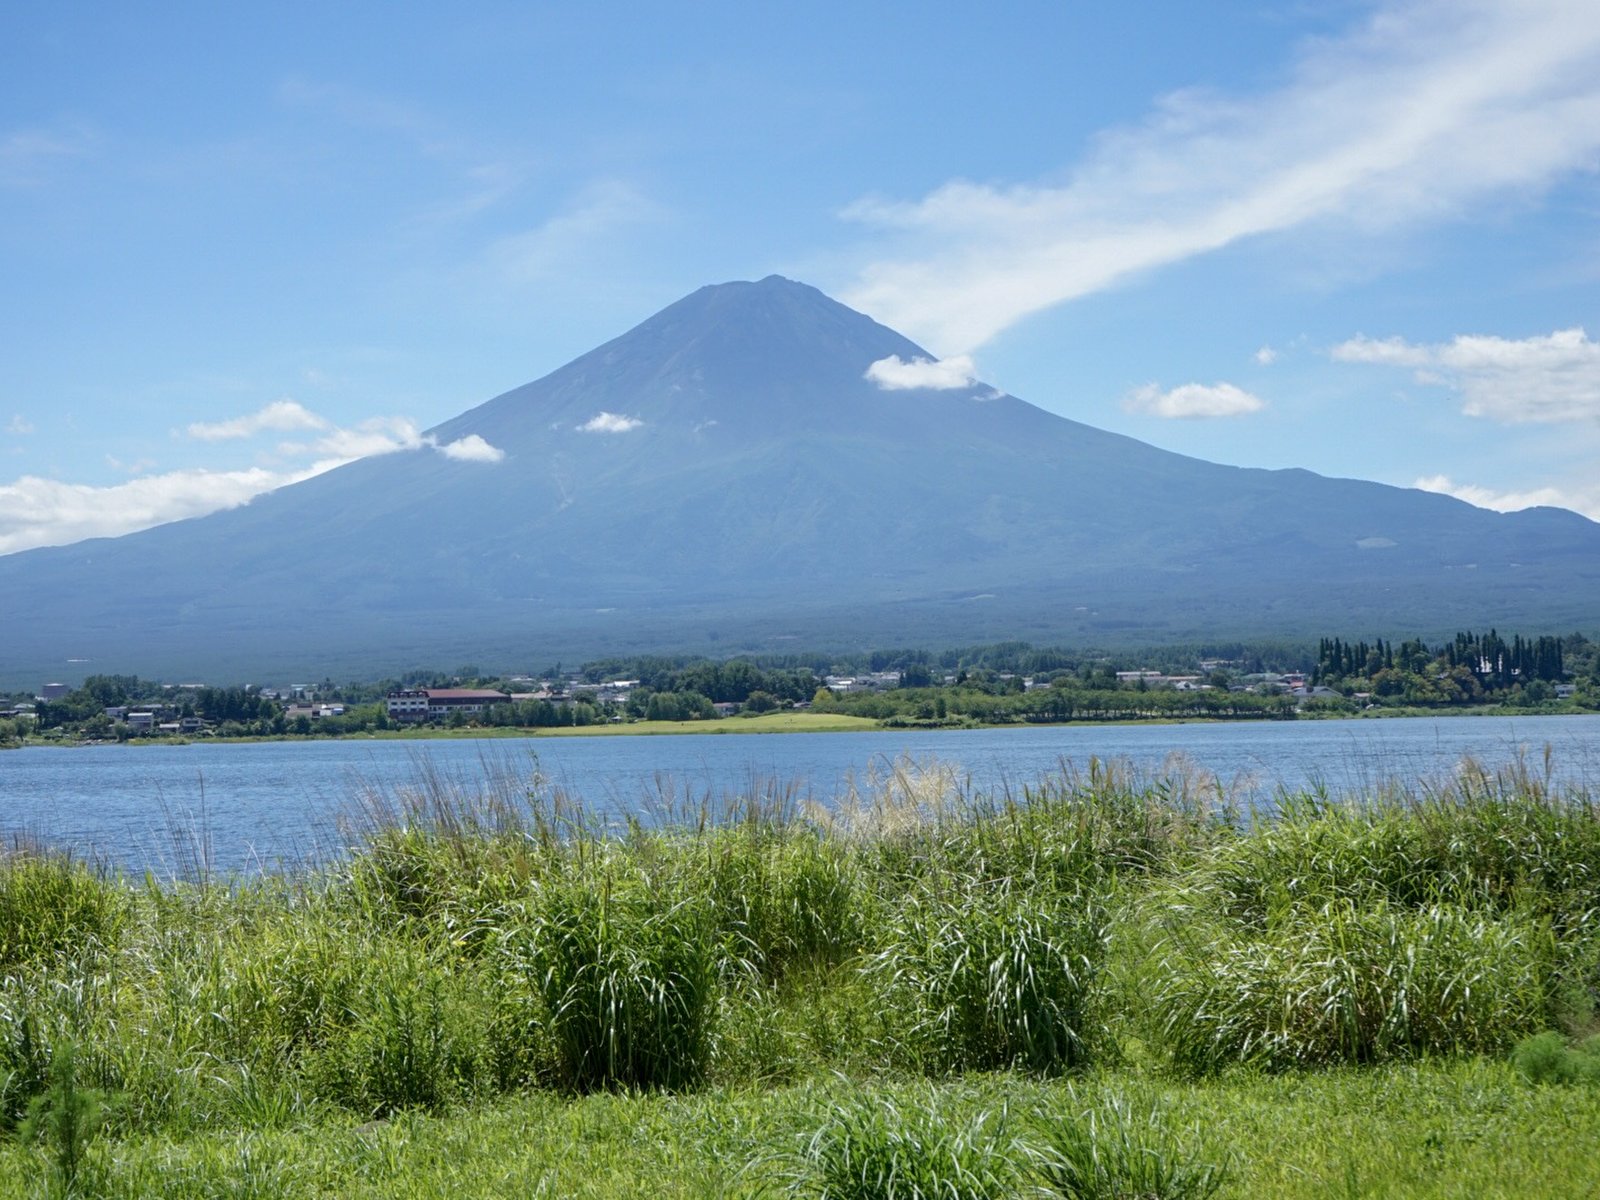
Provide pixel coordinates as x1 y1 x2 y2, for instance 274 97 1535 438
1 276 1597 684
432 274 951 448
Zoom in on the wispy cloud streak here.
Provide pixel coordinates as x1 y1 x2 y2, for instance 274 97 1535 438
841 1 1600 352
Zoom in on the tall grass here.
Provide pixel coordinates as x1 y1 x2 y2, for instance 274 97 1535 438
1032 1089 1228 1200
0 852 124 970
1139 762 1598 1073
788 1085 1027 1199
868 879 1108 1074
781 1082 1228 1200
1146 897 1554 1072
0 753 1591 1144
507 873 719 1092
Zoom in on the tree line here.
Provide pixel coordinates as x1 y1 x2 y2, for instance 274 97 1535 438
1312 630 1596 706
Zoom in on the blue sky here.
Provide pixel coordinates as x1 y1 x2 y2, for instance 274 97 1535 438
3 1 1599 553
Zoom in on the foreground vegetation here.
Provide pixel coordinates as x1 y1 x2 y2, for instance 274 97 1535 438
1 758 1598 1195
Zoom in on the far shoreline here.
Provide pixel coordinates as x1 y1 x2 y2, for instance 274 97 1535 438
12 701 1598 751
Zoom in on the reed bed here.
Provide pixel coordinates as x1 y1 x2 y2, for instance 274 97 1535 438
0 754 1595 1194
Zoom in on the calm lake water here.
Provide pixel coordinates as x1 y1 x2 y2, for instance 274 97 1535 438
3 713 1599 875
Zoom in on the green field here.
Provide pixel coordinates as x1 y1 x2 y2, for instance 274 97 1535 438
4 1061 1596 1198
1 757 1597 1196
527 711 881 736
348 711 880 740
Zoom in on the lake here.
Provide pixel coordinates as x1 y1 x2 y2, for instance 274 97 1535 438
3 713 1598 875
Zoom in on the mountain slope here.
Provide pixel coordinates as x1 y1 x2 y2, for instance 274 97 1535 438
3 276 1598 684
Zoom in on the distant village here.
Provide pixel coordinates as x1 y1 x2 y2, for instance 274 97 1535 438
4 635 1592 742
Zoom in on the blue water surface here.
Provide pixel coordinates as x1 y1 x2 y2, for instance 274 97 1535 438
2 713 1597 874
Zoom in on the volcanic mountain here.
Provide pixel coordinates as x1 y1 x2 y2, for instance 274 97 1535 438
5 275 1599 683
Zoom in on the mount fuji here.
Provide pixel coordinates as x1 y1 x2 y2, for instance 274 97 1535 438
4 275 1598 683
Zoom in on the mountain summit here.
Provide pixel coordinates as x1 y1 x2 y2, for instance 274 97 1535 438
4 277 1598 682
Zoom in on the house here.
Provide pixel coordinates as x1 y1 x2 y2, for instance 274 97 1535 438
1293 686 1342 703
385 688 511 722
286 704 345 720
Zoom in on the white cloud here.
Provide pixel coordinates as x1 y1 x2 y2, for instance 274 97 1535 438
1414 473 1600 520
577 412 643 433
437 434 505 462
1124 381 1265 419
1334 326 1600 422
1330 334 1435 369
0 464 337 555
3 400 505 553
281 415 428 460
490 181 661 282
1254 346 1278 366
5 415 34 435
865 354 980 391
840 1 1600 352
187 399 329 441
208 400 511 466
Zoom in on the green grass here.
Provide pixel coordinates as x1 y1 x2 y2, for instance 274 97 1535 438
0 756 1596 1195
524 711 880 736
0 1062 1596 1198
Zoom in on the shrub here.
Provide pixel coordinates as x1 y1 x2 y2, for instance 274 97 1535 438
0 853 123 969
1212 789 1600 926
790 1088 1025 1199
1511 1031 1600 1086
300 944 487 1116
512 874 719 1092
697 829 865 981
18 1040 116 1199
868 880 1107 1075
186 911 368 1068
1148 898 1554 1073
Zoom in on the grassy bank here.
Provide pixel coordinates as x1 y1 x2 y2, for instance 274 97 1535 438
518 711 881 736
20 703 1598 753
358 710 878 738
1 758 1597 1195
